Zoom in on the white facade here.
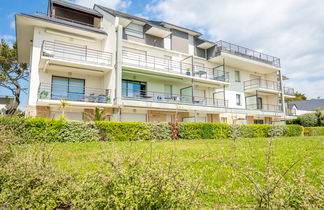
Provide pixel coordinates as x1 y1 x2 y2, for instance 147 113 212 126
16 0 295 123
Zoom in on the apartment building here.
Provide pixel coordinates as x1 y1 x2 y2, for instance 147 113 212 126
15 0 295 124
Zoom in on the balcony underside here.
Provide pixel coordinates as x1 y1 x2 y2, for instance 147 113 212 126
209 52 280 74
37 99 113 108
39 56 113 75
122 65 230 87
284 94 296 99
121 99 285 117
245 88 281 95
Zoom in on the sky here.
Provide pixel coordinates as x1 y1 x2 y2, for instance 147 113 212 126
1 0 324 109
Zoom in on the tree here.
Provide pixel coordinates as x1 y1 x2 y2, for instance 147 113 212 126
85 107 109 121
286 92 307 102
315 108 324 126
0 39 28 115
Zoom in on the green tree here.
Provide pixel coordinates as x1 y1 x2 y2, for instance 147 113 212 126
286 92 307 102
0 39 28 115
315 108 324 126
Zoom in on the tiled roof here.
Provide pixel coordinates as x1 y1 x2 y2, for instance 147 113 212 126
288 99 324 111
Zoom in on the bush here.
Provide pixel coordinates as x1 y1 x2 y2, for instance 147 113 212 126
299 113 318 127
268 126 287 137
229 125 270 139
304 127 324 136
0 116 98 143
284 125 304 137
0 130 198 209
96 121 173 141
178 123 228 139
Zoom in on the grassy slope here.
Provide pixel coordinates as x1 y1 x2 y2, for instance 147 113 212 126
20 136 323 208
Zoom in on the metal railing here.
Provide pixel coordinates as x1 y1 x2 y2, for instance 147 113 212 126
122 49 229 82
244 79 281 91
122 88 228 108
41 41 113 66
284 87 295 96
246 104 282 112
38 83 111 104
214 40 281 67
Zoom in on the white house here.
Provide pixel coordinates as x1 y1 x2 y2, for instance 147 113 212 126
0 95 14 114
15 0 295 124
287 99 324 116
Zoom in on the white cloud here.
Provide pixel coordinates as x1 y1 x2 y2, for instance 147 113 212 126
142 0 324 99
72 0 130 9
0 35 15 43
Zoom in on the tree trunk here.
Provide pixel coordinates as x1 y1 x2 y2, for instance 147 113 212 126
6 81 21 116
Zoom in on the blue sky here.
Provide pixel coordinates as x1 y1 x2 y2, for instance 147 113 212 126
1 0 324 109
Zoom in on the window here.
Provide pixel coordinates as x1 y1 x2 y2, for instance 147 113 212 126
235 71 241 82
254 119 264 124
221 117 227 123
51 76 85 101
236 94 241 106
122 80 146 98
125 23 144 38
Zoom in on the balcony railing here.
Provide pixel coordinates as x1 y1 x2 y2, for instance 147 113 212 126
122 88 228 108
122 49 229 82
246 104 283 112
41 41 113 66
284 87 295 96
213 40 281 67
38 83 111 104
244 79 281 91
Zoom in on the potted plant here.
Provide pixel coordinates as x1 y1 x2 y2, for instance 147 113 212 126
186 67 191 76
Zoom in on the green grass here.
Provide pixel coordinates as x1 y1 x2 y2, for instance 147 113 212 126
18 136 324 208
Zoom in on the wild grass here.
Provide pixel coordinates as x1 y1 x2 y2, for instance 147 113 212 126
15 136 324 208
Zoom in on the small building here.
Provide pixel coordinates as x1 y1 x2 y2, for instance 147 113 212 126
0 95 14 114
287 99 324 116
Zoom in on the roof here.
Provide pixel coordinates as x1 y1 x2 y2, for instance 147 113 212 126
20 14 107 35
288 99 324 111
50 0 103 17
0 95 14 99
96 5 201 36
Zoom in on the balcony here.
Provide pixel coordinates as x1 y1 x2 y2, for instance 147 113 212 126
244 79 281 94
122 88 228 108
284 87 295 97
38 83 112 106
40 41 113 71
212 40 280 67
122 49 230 85
246 104 283 112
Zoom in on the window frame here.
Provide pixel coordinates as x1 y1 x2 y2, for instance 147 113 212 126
51 76 85 101
235 71 241 82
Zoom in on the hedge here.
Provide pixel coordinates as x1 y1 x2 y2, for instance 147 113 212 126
0 116 98 143
0 116 307 142
304 127 324 136
95 121 172 141
178 123 228 139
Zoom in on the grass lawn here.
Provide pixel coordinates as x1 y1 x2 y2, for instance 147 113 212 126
19 136 324 208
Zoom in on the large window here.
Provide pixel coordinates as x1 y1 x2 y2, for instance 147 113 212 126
122 80 146 98
51 76 85 101
125 23 144 38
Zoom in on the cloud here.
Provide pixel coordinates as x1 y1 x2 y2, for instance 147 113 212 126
72 0 130 9
142 0 324 99
0 35 15 43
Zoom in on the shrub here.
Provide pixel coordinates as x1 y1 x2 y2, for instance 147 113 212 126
299 113 318 127
229 124 270 139
0 130 199 209
178 123 228 139
0 116 99 143
286 117 301 125
284 125 304 137
268 126 287 137
148 122 172 140
304 127 324 136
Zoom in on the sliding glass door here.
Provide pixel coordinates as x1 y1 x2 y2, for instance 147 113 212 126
51 76 85 101
180 86 193 104
122 80 146 98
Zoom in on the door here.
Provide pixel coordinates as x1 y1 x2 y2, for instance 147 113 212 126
180 86 193 104
257 97 263 110
51 76 85 101
122 80 146 98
